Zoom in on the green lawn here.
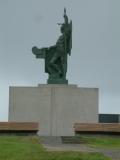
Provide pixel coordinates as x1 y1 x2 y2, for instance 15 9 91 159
78 135 120 149
0 136 111 160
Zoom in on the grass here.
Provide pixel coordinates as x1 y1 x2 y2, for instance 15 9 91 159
0 136 111 160
78 135 120 149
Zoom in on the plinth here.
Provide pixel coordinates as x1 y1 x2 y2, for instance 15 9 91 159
9 85 98 136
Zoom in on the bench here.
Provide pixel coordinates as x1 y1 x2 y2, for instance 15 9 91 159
0 122 39 135
74 123 120 135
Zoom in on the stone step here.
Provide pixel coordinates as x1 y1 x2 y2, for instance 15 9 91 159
61 136 85 144
40 136 62 145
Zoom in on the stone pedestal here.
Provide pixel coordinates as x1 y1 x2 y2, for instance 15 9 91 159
9 85 98 136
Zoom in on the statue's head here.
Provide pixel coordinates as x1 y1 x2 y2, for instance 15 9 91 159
60 24 65 33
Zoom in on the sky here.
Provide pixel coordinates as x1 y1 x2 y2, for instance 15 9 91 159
0 0 120 121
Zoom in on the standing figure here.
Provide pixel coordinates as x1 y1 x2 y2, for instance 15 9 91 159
32 8 72 84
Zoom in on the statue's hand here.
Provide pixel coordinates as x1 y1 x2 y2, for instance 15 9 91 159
32 46 38 55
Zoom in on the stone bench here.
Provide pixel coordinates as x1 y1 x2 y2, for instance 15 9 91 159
74 123 120 135
0 122 39 135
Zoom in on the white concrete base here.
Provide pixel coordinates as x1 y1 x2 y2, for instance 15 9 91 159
9 85 98 136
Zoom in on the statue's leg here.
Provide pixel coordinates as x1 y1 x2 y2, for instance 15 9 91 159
47 65 53 75
50 54 62 75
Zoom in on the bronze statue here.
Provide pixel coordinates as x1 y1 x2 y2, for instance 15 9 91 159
32 8 72 84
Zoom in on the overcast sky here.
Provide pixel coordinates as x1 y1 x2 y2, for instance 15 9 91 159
0 0 120 121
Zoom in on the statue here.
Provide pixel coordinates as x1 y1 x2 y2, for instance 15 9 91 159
32 8 72 84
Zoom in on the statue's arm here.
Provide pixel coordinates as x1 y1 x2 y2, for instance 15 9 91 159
32 46 47 59
48 45 56 50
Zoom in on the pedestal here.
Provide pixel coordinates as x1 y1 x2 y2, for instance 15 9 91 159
9 85 98 136
47 78 68 84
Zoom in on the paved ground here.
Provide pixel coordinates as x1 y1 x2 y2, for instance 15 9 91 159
40 137 120 160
